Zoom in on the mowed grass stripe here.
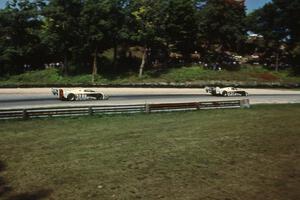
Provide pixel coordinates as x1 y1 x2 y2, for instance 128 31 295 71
0 104 299 200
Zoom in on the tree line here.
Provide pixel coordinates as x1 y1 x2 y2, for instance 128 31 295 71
0 0 299 78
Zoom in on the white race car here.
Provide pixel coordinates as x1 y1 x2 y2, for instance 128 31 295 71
205 86 248 97
51 88 108 101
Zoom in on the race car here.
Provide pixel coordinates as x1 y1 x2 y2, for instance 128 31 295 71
205 86 248 97
51 88 108 101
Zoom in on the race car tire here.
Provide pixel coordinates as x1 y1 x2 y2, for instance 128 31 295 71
67 93 76 101
96 94 103 100
242 92 248 96
222 91 228 97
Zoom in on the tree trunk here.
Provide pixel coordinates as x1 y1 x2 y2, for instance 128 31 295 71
166 42 171 66
112 43 118 73
139 47 147 78
63 55 68 76
113 43 118 66
275 52 279 72
92 47 98 83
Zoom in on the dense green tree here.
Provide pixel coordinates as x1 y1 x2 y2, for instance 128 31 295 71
105 0 130 69
273 0 300 44
273 0 300 73
199 0 246 52
246 0 300 72
81 0 128 81
43 0 83 75
129 0 168 77
0 0 45 75
0 0 299 77
81 0 109 81
164 0 199 61
246 3 284 71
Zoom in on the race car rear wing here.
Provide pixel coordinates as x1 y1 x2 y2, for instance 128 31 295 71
51 88 59 96
51 88 66 100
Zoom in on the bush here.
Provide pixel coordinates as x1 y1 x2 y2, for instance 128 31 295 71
7 68 62 84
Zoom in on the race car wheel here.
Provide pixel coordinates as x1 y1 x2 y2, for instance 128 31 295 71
222 91 228 97
242 92 248 96
67 93 76 101
96 94 103 100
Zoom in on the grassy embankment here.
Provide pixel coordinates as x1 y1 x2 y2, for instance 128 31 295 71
0 104 299 199
0 65 300 87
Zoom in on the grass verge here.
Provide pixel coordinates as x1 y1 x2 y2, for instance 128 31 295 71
0 66 300 87
0 104 300 199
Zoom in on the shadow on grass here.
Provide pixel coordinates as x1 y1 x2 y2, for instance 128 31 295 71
0 160 52 200
0 161 11 197
7 189 52 200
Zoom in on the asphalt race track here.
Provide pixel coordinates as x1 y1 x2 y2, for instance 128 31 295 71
1 88 300 109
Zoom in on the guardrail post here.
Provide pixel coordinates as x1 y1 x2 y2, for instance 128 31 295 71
240 99 250 108
88 107 93 116
22 109 29 119
145 104 150 113
196 103 201 110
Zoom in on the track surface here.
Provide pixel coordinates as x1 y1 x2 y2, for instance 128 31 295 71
1 88 300 109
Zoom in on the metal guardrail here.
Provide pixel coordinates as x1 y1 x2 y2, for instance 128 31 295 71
0 99 250 120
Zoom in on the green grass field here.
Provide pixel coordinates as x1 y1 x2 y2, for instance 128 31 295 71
0 105 300 200
1 65 300 86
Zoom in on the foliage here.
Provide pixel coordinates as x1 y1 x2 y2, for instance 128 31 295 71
42 0 84 75
199 0 247 52
5 68 62 84
0 0 46 75
0 0 299 78
246 0 300 73
164 0 200 59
